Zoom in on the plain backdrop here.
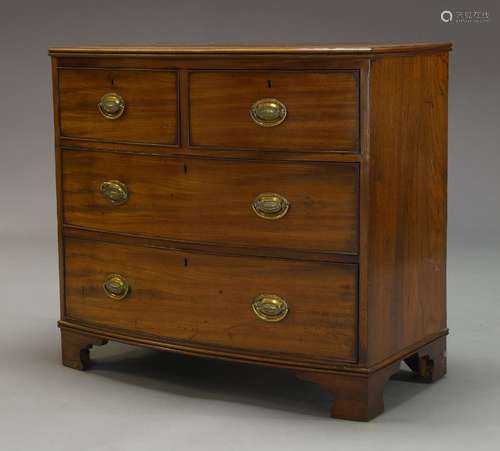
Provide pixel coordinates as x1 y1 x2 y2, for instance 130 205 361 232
0 1 499 450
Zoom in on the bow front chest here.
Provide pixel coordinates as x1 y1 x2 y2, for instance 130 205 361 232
50 43 450 421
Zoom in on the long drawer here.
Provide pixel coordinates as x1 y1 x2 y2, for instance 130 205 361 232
64 238 357 363
62 151 359 254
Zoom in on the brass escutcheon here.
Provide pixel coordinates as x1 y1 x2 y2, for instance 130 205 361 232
100 180 128 205
252 193 289 220
103 274 129 300
250 98 287 127
252 294 289 322
98 92 125 119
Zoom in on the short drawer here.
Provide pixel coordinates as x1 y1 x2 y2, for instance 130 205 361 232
59 69 178 145
189 71 359 151
62 151 359 254
64 238 357 363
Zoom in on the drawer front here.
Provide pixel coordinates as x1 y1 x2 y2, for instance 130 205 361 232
63 151 359 254
64 238 357 363
189 71 359 151
59 69 178 145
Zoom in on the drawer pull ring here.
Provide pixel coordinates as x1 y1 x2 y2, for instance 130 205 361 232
250 98 287 127
98 92 126 119
252 193 289 220
103 274 129 300
252 294 288 322
100 180 128 205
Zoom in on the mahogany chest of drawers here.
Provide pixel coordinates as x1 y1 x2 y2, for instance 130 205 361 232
50 43 450 421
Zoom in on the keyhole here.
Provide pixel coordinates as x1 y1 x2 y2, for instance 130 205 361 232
267 79 272 89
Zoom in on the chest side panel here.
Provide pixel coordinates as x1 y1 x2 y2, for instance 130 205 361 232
366 53 448 365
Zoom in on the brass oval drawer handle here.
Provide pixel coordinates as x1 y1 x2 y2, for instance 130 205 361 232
103 273 129 300
252 294 288 322
252 193 289 220
100 180 128 205
98 92 125 119
250 98 287 127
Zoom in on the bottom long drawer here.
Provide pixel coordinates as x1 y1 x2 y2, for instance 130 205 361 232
64 237 357 364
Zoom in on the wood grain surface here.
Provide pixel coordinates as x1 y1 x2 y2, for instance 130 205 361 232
59 69 178 145
364 53 448 365
49 42 452 55
64 237 358 363
189 71 358 151
62 150 359 254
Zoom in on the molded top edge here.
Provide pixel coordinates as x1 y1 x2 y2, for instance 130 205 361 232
49 42 452 56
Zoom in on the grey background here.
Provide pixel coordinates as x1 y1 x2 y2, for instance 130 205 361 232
0 1 499 450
